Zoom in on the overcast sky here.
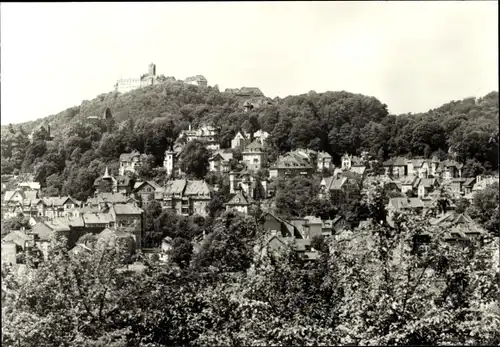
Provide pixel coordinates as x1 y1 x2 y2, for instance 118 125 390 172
1 2 498 125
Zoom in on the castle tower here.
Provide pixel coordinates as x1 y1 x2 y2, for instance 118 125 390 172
148 63 156 76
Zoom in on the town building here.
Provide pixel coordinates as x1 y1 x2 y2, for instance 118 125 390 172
383 157 409 178
341 154 367 175
133 181 162 207
119 150 148 176
439 160 463 180
225 190 256 215
2 189 38 219
231 131 251 150
84 192 138 211
269 152 314 179
228 170 269 199
209 150 233 173
416 178 440 199
159 179 212 217
179 124 220 150
429 212 486 242
163 145 185 178
319 175 359 206
242 140 268 172
317 151 333 172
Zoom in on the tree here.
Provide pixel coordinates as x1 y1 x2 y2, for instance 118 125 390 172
193 212 259 272
467 182 499 237
328 211 499 345
136 154 157 180
169 237 193 269
311 234 329 253
1 216 31 238
461 158 485 177
178 140 209 179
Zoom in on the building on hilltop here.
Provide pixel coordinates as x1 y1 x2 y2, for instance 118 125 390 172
114 63 173 94
225 87 264 97
183 75 208 87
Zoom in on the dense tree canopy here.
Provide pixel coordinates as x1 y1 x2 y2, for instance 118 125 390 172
2 210 498 346
1 84 497 202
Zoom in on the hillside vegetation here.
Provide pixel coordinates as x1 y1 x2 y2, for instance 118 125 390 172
1 82 498 201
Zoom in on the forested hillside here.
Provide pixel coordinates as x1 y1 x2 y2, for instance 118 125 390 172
1 81 498 202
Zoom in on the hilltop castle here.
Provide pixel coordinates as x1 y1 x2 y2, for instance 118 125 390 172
114 63 207 94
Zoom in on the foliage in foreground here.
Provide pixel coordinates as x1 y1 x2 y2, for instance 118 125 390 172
2 210 499 347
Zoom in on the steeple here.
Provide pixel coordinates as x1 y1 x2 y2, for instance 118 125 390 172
103 166 111 179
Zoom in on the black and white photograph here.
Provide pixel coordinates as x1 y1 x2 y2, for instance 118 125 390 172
1 1 499 346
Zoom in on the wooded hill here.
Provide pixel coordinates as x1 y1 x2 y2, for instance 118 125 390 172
1 81 498 201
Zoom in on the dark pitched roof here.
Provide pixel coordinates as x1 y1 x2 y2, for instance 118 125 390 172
2 230 32 248
164 179 187 195
226 191 255 206
111 203 143 215
119 150 146 162
388 197 424 210
270 153 313 170
184 180 212 196
133 180 161 192
243 140 266 152
322 176 348 190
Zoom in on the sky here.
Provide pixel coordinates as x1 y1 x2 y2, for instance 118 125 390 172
1 2 498 125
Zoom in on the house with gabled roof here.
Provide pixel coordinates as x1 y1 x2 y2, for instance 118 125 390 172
18 181 41 192
462 177 476 195
439 160 463 180
383 157 409 178
242 140 268 171
319 174 358 206
85 192 137 211
209 150 234 173
341 153 367 175
225 190 256 215
231 131 251 150
429 211 486 243
178 124 219 150
160 179 213 217
472 175 496 192
133 181 161 206
269 152 314 179
1 229 36 265
407 158 440 178
228 169 269 199
416 178 440 198
119 150 148 176
321 216 346 236
93 167 117 194
114 175 135 195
